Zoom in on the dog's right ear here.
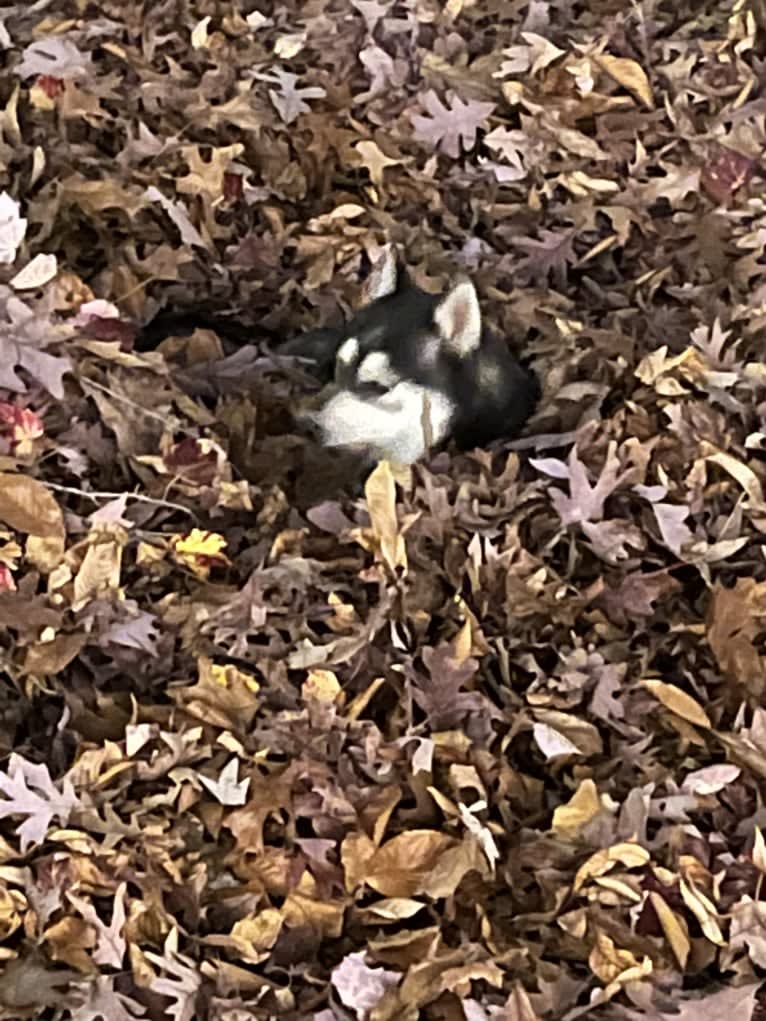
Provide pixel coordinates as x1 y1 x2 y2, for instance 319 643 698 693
279 324 345 382
360 244 401 305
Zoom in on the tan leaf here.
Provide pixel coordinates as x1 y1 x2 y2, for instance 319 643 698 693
753 826 766 873
72 527 127 609
552 778 602 838
364 830 456 897
642 680 712 728
341 830 377 893
595 54 654 108
574 842 650 892
364 460 407 575
0 473 65 539
649 891 690 969
230 909 283 957
589 930 641 984
362 898 426 921
354 140 402 188
23 632 86 678
679 879 725 945
26 533 65 573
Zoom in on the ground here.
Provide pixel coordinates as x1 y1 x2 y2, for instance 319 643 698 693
0 1 766 1019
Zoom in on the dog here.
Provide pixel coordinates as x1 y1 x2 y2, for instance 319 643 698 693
281 245 540 465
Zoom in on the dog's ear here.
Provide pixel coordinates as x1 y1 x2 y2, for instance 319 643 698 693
360 244 400 305
434 277 482 357
279 324 345 381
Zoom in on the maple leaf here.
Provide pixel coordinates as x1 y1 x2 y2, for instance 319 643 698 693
143 940 201 1021
99 603 160 655
357 42 405 101
0 753 80 853
513 228 577 289
199 758 250 806
350 0 392 33
409 90 495 159
0 290 72 397
67 882 127 969
253 69 326 125
532 443 634 526
482 126 529 180
0 401 44 450
170 529 230 579
68 976 146 1020
413 637 499 730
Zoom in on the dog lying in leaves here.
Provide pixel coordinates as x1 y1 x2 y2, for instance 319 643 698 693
282 245 540 465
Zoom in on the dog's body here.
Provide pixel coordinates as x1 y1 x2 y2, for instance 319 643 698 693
282 246 540 464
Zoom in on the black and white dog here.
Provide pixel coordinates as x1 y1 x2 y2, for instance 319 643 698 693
281 245 540 465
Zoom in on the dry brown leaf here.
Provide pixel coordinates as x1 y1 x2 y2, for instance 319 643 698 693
595 54 654 108
574 842 650 892
0 473 65 540
642 680 712 729
364 830 456 897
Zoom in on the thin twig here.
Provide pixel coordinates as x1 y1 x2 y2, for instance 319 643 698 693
80 378 178 429
46 482 195 518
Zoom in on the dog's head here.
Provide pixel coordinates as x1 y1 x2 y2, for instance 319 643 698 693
282 246 539 464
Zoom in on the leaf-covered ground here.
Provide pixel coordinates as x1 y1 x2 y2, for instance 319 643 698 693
1 1 766 1019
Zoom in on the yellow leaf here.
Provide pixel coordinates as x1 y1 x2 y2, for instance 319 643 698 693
171 529 229 578
552 778 602 838
642 680 711 729
649 891 690 969
589 930 640 983
595 54 654 108
364 460 407 575
303 669 342 703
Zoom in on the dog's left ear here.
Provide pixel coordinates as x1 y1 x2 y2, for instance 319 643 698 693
361 244 400 304
434 277 482 357
279 324 345 381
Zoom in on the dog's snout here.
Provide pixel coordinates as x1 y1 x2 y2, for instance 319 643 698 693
295 385 338 443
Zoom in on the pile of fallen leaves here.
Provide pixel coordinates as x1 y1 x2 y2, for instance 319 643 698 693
1 1 766 1018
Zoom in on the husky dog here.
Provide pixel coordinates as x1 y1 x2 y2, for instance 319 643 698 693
282 246 540 465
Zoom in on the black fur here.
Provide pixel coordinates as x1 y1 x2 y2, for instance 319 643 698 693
282 272 540 452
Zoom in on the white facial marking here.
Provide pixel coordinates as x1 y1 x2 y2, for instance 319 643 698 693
310 381 455 464
337 336 359 366
356 351 400 388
